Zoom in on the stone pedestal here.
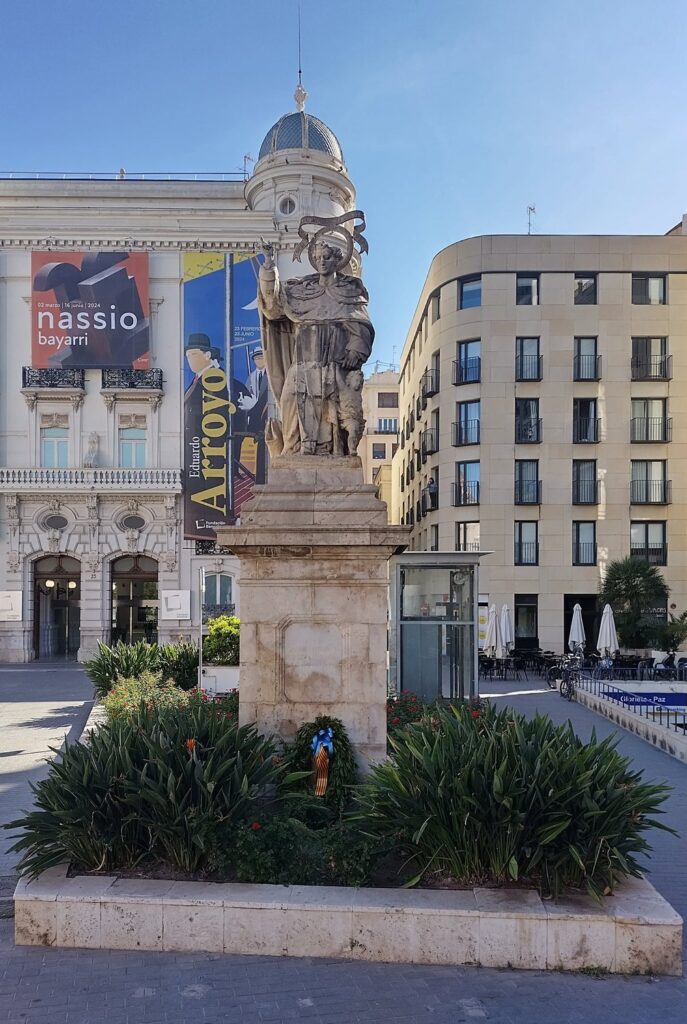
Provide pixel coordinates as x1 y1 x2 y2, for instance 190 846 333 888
216 455 408 769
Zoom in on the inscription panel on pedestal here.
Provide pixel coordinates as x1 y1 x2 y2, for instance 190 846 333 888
282 620 343 702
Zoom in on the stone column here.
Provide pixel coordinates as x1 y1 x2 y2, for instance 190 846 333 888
216 455 408 770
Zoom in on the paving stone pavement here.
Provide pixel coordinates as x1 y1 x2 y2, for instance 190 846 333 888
1 669 687 1023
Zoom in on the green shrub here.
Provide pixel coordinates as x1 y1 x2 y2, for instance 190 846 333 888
102 672 192 721
356 704 674 899
84 640 160 698
288 716 357 817
203 615 240 666
158 639 199 690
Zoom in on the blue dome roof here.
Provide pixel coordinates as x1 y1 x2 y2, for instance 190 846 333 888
258 111 344 163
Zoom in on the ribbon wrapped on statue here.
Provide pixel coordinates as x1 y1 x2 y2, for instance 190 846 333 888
311 727 335 797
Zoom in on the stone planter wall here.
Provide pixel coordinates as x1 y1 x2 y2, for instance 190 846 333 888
575 687 687 765
14 867 682 975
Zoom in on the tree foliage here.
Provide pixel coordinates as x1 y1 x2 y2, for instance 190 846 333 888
598 557 669 649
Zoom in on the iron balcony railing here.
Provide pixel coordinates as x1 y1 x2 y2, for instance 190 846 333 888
630 417 672 442
451 481 480 506
573 541 597 566
573 354 602 381
201 602 235 623
421 428 439 457
630 479 672 504
22 366 85 389
421 486 439 512
573 417 600 443
515 353 543 381
514 541 538 566
514 479 542 505
421 369 440 398
572 479 598 505
451 420 480 446
631 355 672 381
515 418 542 443
452 357 481 385
630 543 667 566
101 368 164 390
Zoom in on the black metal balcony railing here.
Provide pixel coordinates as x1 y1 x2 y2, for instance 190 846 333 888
514 541 538 566
514 479 542 505
201 602 235 623
572 479 599 505
630 544 668 566
102 368 163 389
421 486 439 512
515 354 543 381
573 417 600 443
631 355 672 381
451 420 480 446
421 369 440 399
421 428 439 457
515 418 542 443
22 366 85 389
630 479 672 504
452 357 481 385
452 481 480 506
630 417 672 442
573 542 597 566
573 354 602 381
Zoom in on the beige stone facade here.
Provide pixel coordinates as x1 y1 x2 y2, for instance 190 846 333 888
392 228 687 652
359 370 399 519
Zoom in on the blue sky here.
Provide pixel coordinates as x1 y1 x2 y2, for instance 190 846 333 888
3 0 687 366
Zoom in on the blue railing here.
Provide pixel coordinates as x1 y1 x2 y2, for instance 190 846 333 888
576 675 687 735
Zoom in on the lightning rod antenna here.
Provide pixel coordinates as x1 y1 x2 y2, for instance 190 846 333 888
294 2 307 111
527 204 536 235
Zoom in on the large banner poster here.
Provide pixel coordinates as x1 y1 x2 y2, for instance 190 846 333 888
31 251 149 368
182 252 267 541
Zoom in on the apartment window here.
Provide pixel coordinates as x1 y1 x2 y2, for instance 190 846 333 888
459 275 481 310
430 293 440 323
453 461 480 506
631 460 669 504
455 521 480 552
631 337 671 380
377 417 398 433
454 339 481 385
516 273 539 305
372 443 386 460
453 400 480 446
632 273 666 305
378 392 398 408
203 572 233 610
573 398 599 443
514 521 538 565
515 337 542 380
574 337 600 381
572 459 598 504
119 427 146 468
514 594 538 648
631 398 670 442
574 274 597 305
514 460 540 504
573 522 597 565
40 427 69 468
430 525 439 551
630 522 667 565
515 398 541 443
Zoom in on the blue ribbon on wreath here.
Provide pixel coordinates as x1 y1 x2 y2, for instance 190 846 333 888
311 727 335 759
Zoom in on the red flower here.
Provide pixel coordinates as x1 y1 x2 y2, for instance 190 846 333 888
391 716 401 725
471 710 480 719
185 738 197 751
251 821 262 831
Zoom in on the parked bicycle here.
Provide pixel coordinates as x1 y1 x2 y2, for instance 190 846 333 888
546 643 585 701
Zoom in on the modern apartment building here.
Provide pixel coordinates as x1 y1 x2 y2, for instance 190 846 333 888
359 370 399 515
392 225 687 652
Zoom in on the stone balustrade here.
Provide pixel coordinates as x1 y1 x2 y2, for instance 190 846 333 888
0 467 183 490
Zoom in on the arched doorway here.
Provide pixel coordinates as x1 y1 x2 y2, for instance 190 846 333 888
110 555 159 644
33 555 81 659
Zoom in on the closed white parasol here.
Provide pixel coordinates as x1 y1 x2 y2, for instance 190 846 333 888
597 603 620 656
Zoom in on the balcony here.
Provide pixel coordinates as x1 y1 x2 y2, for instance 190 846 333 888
451 420 480 446
515 418 542 444
514 479 542 505
202 602 236 623
573 417 600 443
630 417 672 442
0 467 182 492
451 481 480 506
631 356 672 381
630 479 671 505
421 486 438 513
515 354 543 382
514 541 538 566
452 357 481 385
572 479 598 505
102 368 163 389
630 544 667 566
22 366 85 389
421 369 440 399
421 428 439 457
573 354 602 381
573 542 597 566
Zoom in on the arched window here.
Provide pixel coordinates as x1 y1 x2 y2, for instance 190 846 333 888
203 573 234 616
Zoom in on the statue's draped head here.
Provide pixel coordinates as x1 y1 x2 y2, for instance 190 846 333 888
310 239 345 276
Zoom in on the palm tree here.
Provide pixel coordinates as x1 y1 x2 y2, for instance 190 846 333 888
598 557 669 649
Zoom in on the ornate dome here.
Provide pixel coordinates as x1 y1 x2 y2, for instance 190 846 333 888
258 111 344 163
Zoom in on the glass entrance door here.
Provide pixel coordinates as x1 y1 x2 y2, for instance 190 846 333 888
110 555 159 644
33 555 81 659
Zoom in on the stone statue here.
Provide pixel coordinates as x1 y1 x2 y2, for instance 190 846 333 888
257 211 373 457
83 431 99 468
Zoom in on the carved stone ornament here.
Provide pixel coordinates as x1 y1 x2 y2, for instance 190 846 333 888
70 393 84 411
23 392 38 411
162 552 177 572
48 498 62 513
125 528 139 554
6 495 20 521
40 412 69 428
102 394 116 412
119 413 147 429
86 494 99 521
47 529 60 553
86 554 100 580
83 432 99 468
149 394 162 412
126 498 140 514
7 552 21 573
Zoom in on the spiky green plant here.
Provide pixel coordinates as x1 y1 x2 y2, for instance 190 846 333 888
158 639 199 690
84 640 160 698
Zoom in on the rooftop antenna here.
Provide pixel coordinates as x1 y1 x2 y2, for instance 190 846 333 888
527 204 536 235
294 2 307 111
